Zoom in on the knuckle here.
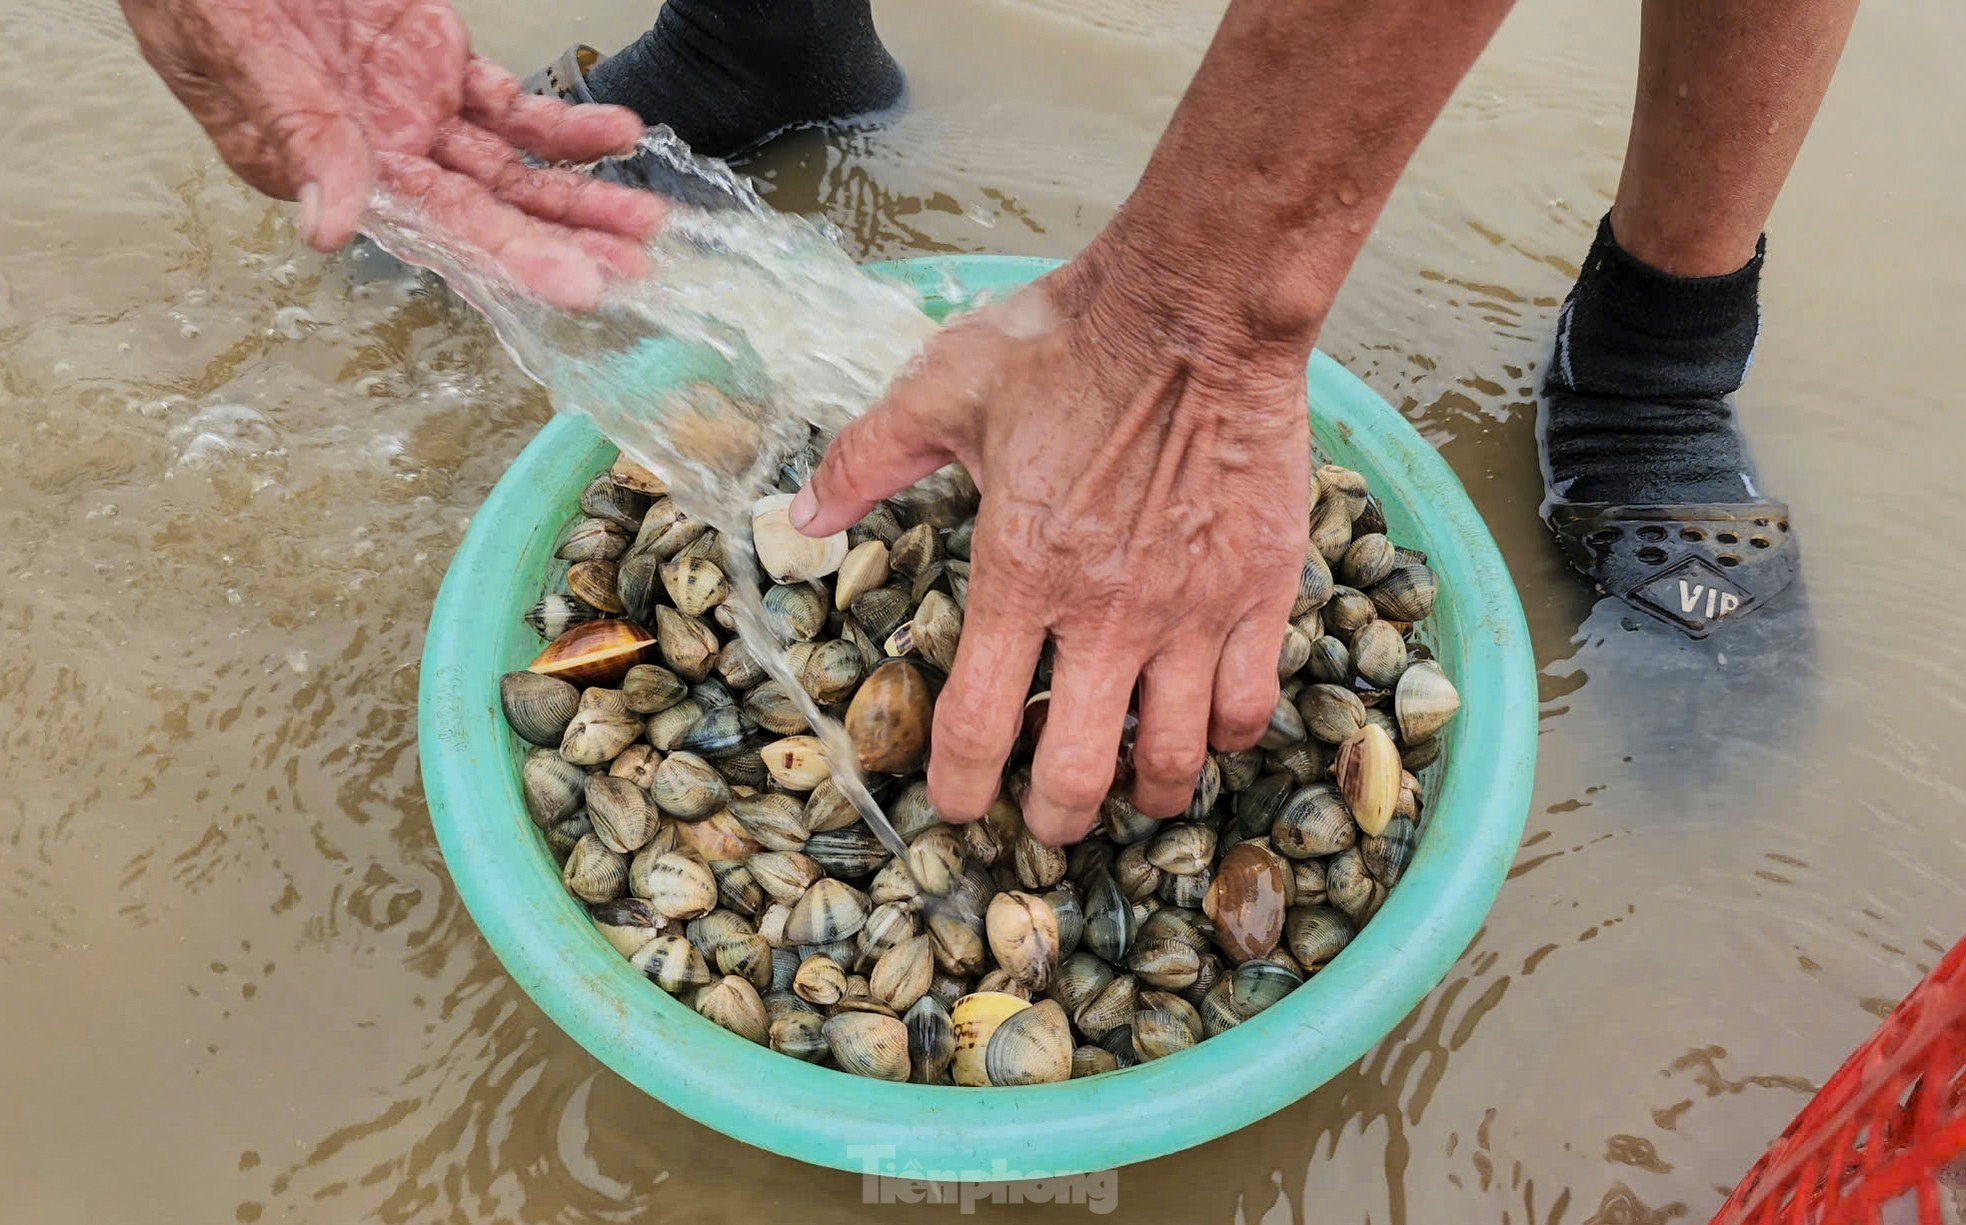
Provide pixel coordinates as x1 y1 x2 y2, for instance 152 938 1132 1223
1039 762 1111 814
933 689 1002 763
1133 740 1207 785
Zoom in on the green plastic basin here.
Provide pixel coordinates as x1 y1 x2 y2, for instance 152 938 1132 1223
417 255 1536 1177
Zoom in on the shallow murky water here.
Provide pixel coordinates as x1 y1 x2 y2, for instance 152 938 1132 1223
4 1 1964 1222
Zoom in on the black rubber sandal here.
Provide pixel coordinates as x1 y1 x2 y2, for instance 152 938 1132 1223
1546 502 1799 637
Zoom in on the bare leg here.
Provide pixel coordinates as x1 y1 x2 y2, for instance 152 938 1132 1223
1610 0 1861 277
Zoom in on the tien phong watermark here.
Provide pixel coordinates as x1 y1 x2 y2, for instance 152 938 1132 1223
847 1144 1120 1214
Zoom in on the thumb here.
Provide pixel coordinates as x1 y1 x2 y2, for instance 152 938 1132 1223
283 111 374 252
791 400 957 538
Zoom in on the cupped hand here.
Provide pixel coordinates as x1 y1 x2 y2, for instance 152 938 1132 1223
791 241 1315 844
122 0 662 308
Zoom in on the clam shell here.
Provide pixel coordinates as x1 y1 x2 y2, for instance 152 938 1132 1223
845 659 933 774
848 586 911 644
1370 563 1437 622
1305 635 1352 685
1100 791 1158 845
650 751 731 820
529 619 658 687
907 824 967 897
1272 784 1359 858
759 735 831 791
522 748 587 827
1145 823 1216 876
643 695 704 752
715 931 775 990
562 834 627 904
1258 694 1308 751
560 687 643 765
1126 939 1202 991
1361 814 1418 888
526 593 599 641
585 775 659 854
1232 773 1295 841
823 1011 910 1080
1202 842 1288 962
1285 904 1355 971
713 638 767 691
1316 464 1370 520
589 897 665 957
800 779 862 836
630 932 713 993
985 892 1060 989
1325 847 1376 923
621 663 687 715
1013 830 1068 891
726 793 809 852
1082 870 1136 964
752 493 849 583
848 502 905 548
834 540 891 611
608 453 666 495
580 471 647 531
1339 533 1397 589
675 704 750 757
655 607 720 682
556 517 631 563
614 547 662 624
1326 586 1378 638
1226 958 1302 1019
714 861 766 917
950 991 1031 1086
794 954 849 1006
984 998 1072 1086
905 995 956 1084
1350 619 1409 689
804 825 891 880
797 639 866 706
870 933 936 1012
770 1010 829 1062
856 900 919 969
1394 660 1460 744
658 555 730 617
1132 1007 1198 1061
1310 498 1354 564
742 680 811 736
762 582 828 643
888 523 941 577
696 975 769 1044
1299 683 1367 745
748 851 824 905
1278 624 1313 678
1051 953 1116 1019
1267 740 1331 788
1072 973 1137 1041
567 559 626 615
1072 1045 1121 1078
784 878 871 946
1333 724 1401 836
1136 906 1213 956
670 811 760 862
641 852 717 919
1114 842 1163 903
1292 549 1335 618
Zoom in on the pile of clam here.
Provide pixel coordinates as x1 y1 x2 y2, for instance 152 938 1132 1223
498 451 1460 1086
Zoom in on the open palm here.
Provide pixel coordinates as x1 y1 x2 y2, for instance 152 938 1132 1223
123 0 662 308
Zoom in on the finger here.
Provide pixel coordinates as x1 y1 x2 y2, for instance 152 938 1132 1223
791 402 956 539
1210 611 1290 751
1130 639 1223 818
377 153 642 310
431 121 663 238
925 572 1047 823
461 57 646 162
1025 645 1139 846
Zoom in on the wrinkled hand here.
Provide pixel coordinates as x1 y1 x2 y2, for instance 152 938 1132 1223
122 0 662 308
792 242 1314 844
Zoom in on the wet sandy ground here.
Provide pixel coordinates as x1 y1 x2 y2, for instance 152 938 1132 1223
3 1 1963 1221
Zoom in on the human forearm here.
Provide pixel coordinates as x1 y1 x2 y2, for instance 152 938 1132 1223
1073 0 1517 372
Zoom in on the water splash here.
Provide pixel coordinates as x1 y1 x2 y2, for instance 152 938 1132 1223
363 128 951 860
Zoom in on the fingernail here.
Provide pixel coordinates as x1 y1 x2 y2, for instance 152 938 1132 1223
789 485 819 531
296 181 322 246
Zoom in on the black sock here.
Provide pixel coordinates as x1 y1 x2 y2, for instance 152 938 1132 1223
584 0 905 160
1541 215 1770 507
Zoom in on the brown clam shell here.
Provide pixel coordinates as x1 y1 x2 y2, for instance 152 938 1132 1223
528 618 658 687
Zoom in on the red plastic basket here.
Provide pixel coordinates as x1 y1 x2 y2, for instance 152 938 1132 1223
1711 938 1966 1225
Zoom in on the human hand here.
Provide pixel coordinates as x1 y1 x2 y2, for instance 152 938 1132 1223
121 0 662 309
791 235 1317 844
